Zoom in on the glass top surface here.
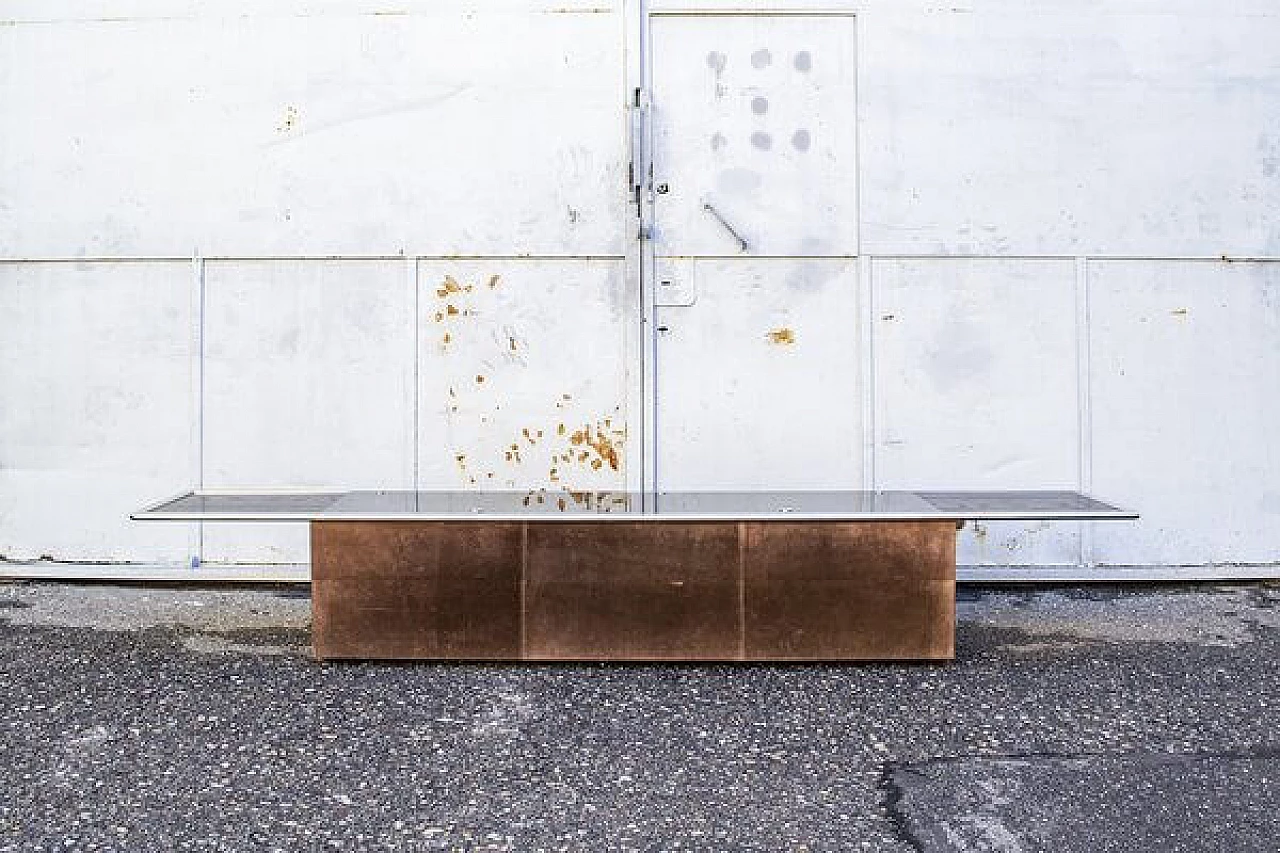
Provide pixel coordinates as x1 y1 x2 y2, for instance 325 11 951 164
134 490 1135 521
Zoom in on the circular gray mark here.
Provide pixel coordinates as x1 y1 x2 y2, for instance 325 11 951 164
751 96 769 115
751 49 772 69
794 51 812 72
710 132 728 152
750 132 773 151
706 51 727 75
791 128 811 152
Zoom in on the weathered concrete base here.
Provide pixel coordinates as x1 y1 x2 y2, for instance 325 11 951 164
310 520 956 661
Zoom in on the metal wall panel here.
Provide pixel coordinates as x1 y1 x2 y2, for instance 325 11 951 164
859 11 1280 257
0 1 620 19
0 262 196 562
649 12 859 257
0 9 626 257
873 259 1082 565
655 259 862 490
1089 260 1280 566
2 2 1279 577
201 260 414 564
416 259 633 499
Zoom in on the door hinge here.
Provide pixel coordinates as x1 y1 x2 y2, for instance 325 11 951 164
631 87 650 236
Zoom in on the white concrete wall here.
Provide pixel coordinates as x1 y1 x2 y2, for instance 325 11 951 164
1 1 1277 574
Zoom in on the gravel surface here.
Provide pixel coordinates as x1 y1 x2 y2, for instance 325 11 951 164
0 581 1276 852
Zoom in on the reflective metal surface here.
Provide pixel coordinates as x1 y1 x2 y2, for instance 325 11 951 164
134 490 1136 522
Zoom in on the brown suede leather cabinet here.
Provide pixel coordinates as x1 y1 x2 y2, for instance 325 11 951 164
134 490 1135 662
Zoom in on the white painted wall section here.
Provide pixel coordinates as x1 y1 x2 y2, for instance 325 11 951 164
0 262 197 562
1 2 1277 577
873 259 1083 566
1089 261 1280 566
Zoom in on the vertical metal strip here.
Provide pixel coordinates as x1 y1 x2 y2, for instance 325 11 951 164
852 13 864 261
192 250 205 569
855 14 874 493
622 0 648 500
408 256 420 491
1075 256 1094 568
860 254 877 491
638 2 657 507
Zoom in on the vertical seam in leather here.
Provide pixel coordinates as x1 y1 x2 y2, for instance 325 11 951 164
738 522 747 661
520 522 529 660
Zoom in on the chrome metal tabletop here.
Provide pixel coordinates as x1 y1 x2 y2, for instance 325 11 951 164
133 490 1136 523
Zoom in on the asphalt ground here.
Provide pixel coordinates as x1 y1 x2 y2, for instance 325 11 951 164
0 581 1277 852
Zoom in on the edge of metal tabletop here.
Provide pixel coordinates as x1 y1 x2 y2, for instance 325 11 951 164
132 490 1137 523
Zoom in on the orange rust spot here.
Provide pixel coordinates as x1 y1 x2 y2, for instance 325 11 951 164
446 305 460 316
767 327 796 345
436 275 464 298
591 458 602 470
442 332 452 345
567 423 622 472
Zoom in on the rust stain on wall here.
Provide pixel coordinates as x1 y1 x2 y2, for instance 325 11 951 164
428 268 625 493
766 327 796 345
436 275 474 298
567 422 624 472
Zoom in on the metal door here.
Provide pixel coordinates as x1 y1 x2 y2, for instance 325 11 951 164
644 13 862 491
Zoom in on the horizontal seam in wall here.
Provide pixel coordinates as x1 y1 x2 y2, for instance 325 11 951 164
4 254 1280 264
0 255 630 264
